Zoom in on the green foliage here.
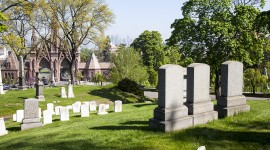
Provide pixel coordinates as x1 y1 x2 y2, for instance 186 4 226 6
244 68 268 94
80 48 93 62
92 72 105 85
167 0 266 97
110 47 149 85
117 78 144 97
0 12 7 32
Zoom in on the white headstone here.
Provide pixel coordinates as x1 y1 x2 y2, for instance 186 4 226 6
82 101 90 108
89 101 97 111
47 103 55 115
72 101 81 113
67 105 73 110
197 146 206 150
61 87 67 98
105 104 109 110
43 110 52 125
114 100 122 112
0 67 5 95
67 84 75 98
60 107 69 121
55 106 63 115
16 110 24 123
13 114 16 122
0 118 8 136
81 104 89 117
97 104 108 115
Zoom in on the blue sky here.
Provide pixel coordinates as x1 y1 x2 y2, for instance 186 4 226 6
105 0 270 43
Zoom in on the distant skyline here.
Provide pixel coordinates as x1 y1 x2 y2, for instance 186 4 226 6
105 0 270 44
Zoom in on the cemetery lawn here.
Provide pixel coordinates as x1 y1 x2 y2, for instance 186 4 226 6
0 86 269 149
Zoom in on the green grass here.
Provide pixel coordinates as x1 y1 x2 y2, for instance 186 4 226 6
0 84 143 117
0 86 270 149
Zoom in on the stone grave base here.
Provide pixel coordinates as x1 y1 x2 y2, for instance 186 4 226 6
186 101 214 115
190 111 218 125
21 122 42 130
149 116 193 132
217 95 246 107
36 96 45 101
97 112 108 115
217 104 250 118
153 105 188 121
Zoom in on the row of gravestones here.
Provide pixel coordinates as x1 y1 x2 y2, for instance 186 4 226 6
149 61 250 132
0 100 122 136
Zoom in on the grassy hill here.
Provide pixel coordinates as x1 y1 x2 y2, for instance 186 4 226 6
0 85 269 150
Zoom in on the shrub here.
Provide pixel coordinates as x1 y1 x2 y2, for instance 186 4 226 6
117 78 144 97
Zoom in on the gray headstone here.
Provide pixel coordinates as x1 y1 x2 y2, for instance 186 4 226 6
149 64 192 132
114 100 122 112
43 110 52 125
21 98 42 130
217 61 250 118
186 63 217 125
0 118 8 136
35 72 45 101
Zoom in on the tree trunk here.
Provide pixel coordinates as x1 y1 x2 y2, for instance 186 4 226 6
69 61 76 85
214 69 221 99
251 83 255 94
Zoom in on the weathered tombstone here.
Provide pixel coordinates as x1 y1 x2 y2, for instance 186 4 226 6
35 72 45 101
217 61 250 118
55 106 63 115
0 67 5 94
114 100 122 112
149 64 193 132
18 56 27 90
13 114 16 122
21 98 42 130
60 87 67 98
60 107 69 121
183 68 187 102
47 103 55 115
16 110 24 123
81 104 89 117
67 82 75 98
0 118 8 136
72 101 81 113
186 63 218 125
82 101 90 108
97 104 108 115
89 101 97 111
197 146 206 150
43 110 52 125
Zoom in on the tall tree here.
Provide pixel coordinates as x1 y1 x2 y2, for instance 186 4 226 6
34 0 114 84
131 30 166 86
167 0 266 98
80 48 93 62
110 46 148 84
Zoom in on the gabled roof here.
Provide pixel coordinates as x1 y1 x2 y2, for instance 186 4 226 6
85 53 101 69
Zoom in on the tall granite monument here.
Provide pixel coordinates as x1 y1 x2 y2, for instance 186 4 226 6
217 61 250 118
149 64 192 132
35 72 45 101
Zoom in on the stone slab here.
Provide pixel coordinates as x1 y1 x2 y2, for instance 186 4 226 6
114 100 122 112
16 110 24 123
186 101 214 115
60 107 69 121
61 87 67 98
153 105 188 121
217 104 250 118
191 111 218 125
21 122 42 131
217 95 246 107
81 104 89 117
43 110 52 125
149 116 193 132
98 104 108 115
89 101 97 111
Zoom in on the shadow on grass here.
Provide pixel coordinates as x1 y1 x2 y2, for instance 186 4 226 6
173 127 270 146
90 125 149 131
133 103 157 108
89 86 124 102
18 97 28 100
225 120 270 130
7 126 20 131
120 121 149 125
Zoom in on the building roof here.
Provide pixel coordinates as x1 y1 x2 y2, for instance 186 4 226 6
85 53 101 69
